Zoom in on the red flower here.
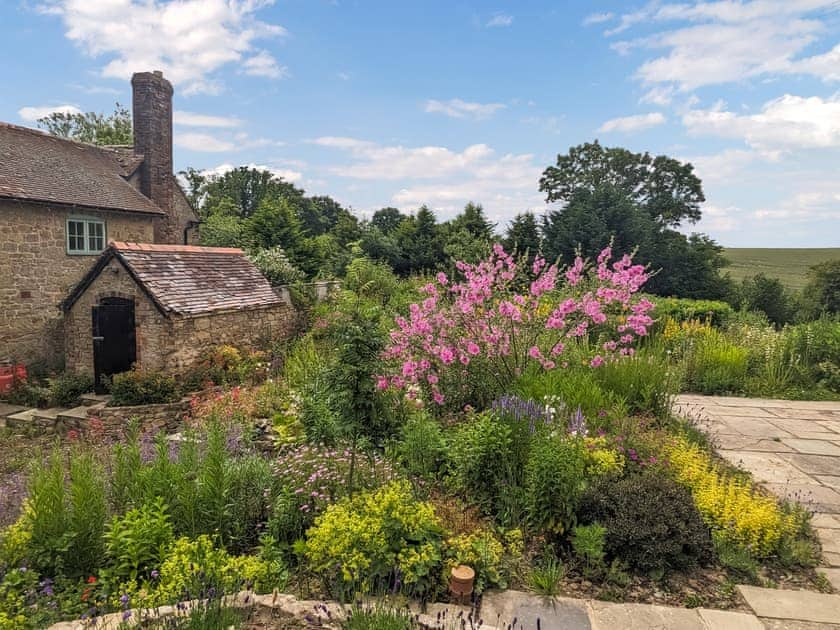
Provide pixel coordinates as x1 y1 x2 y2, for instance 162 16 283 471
87 576 97 584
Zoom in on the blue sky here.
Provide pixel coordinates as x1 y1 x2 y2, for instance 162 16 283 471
2 1 840 247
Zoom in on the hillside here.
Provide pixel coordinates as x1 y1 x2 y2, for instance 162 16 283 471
724 248 840 291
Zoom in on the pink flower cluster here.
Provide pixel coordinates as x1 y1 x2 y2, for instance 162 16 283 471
377 244 654 404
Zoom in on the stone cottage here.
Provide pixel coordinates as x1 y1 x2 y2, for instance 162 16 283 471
61 242 294 391
0 71 199 369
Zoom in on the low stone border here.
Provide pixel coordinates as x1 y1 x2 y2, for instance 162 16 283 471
80 397 193 437
46 587 803 630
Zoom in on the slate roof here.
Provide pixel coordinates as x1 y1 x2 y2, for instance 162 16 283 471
62 242 286 317
0 123 165 216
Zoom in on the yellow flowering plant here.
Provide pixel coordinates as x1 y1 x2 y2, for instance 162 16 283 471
665 437 800 557
303 481 444 599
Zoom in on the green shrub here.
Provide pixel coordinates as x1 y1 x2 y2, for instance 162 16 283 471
578 472 713 574
109 369 178 406
394 410 447 478
524 436 587 535
592 349 677 418
248 246 305 286
48 372 94 407
104 498 173 582
303 481 444 599
448 412 514 514
571 523 607 574
651 297 734 328
514 368 622 423
269 444 397 545
682 330 749 394
443 528 507 594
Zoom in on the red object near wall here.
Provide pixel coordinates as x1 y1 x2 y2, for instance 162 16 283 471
0 365 27 395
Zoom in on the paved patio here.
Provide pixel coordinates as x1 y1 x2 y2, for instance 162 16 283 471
676 395 840 584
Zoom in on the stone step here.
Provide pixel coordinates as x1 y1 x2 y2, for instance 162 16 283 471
737 585 840 624
57 405 91 423
0 402 27 418
31 407 65 423
5 408 40 432
80 393 111 407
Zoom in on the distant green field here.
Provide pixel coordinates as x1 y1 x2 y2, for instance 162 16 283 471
724 248 840 291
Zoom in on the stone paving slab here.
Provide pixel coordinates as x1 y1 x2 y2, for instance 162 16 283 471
480 590 591 629
588 600 705 630
716 450 814 484
783 439 840 457
822 568 840 590
737 585 840 624
761 620 840 630
697 608 765 630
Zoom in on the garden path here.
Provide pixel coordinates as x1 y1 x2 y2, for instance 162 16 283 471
676 394 840 626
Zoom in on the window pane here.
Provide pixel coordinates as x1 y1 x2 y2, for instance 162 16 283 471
87 221 105 252
67 221 84 251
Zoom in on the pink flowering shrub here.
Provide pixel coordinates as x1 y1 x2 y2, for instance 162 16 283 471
377 244 654 406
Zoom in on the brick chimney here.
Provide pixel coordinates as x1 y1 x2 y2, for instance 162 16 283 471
131 71 174 241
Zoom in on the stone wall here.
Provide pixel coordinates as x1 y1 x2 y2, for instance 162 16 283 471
63 255 169 375
165 303 296 372
0 201 155 369
80 397 192 438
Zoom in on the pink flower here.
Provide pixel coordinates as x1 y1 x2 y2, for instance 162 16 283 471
427 373 439 384
436 272 448 285
590 355 604 368
376 376 390 390
466 341 480 355
432 390 445 405
528 346 542 359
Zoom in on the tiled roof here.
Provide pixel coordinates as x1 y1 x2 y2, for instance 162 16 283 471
62 242 286 316
0 123 165 216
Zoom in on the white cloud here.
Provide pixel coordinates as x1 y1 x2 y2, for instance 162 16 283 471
697 204 742 231
424 98 506 120
754 189 840 221
242 50 288 79
583 12 614 26
174 110 241 128
313 136 544 220
175 132 236 152
598 112 666 133
607 1 840 90
17 104 82 122
200 162 302 183
639 85 675 106
486 13 513 28
39 0 286 95
683 94 840 149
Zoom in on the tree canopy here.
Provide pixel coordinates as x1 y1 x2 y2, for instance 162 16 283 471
37 103 133 146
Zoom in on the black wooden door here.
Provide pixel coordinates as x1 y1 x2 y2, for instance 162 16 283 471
92 297 136 393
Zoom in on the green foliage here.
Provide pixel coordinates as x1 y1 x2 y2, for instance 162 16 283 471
514 368 623 423
736 273 796 327
448 412 514 514
528 555 565 596
48 372 94 407
248 247 305 286
802 259 840 316
503 212 542 263
592 350 677 418
28 449 106 577
681 328 749 394
303 481 443 599
579 473 714 574
443 528 507 593
109 369 178 406
571 523 607 574
104 498 174 583
524 436 587 535
37 103 132 145
343 254 400 305
342 603 416 630
652 297 734 328
394 410 447 479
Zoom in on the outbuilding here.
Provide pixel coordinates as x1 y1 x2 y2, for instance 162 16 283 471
61 241 294 390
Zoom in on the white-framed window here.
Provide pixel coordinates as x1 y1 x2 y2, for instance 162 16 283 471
66 217 106 255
